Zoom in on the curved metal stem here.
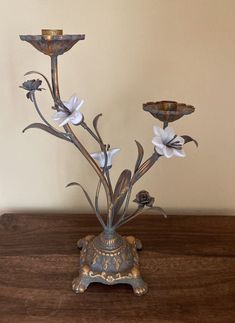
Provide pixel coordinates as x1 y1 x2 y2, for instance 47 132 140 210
82 119 114 207
163 121 168 129
81 121 102 144
31 92 52 127
50 55 112 218
30 92 70 139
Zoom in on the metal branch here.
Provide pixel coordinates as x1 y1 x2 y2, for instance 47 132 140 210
31 92 52 127
80 121 102 144
81 119 113 207
30 92 70 139
50 55 112 215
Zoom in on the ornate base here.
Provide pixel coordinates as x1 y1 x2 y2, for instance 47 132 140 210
72 231 148 296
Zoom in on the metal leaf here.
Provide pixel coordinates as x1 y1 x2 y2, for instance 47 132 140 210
132 152 160 185
150 206 167 218
66 182 96 214
134 140 144 173
113 169 132 214
95 179 102 215
93 113 103 142
116 205 167 229
181 135 198 147
115 205 145 229
23 123 71 142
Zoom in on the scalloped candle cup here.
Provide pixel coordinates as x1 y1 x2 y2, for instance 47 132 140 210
143 100 195 122
20 31 85 56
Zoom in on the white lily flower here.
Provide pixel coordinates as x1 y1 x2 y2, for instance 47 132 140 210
90 148 120 168
152 126 185 158
53 95 84 127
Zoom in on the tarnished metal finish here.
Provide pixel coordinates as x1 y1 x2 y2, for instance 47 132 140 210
20 29 197 295
20 30 85 56
72 232 148 296
143 100 195 122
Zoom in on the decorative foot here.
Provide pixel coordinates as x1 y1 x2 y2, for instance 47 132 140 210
72 276 90 294
131 278 148 296
72 265 91 294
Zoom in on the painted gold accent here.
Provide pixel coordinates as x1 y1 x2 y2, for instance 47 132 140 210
81 265 90 276
131 266 141 278
42 29 63 36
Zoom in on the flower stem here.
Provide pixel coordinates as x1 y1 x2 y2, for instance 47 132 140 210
31 92 53 128
80 121 102 144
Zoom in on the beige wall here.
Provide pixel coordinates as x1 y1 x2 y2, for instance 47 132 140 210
0 0 234 215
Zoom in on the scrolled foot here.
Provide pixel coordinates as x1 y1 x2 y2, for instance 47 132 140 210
72 276 90 294
77 235 94 249
132 280 148 296
135 239 142 250
126 236 142 250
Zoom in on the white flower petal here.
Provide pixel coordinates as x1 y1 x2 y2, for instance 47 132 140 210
154 144 164 155
90 152 105 168
107 148 120 166
172 135 185 145
71 95 78 107
152 126 186 158
70 112 83 125
173 148 186 157
163 146 174 158
163 127 175 143
153 126 164 138
90 152 100 160
55 95 85 127
152 136 164 146
63 95 81 113
90 148 120 168
109 148 121 158
90 152 103 166
59 116 71 127
53 111 67 121
75 99 84 112
63 99 72 111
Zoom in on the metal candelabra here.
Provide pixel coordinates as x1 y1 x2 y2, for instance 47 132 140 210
20 29 197 295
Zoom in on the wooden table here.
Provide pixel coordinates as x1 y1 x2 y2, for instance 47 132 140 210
0 214 234 322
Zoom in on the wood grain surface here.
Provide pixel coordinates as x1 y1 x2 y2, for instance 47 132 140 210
0 213 234 323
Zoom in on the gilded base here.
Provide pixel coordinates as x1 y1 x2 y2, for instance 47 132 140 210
72 232 148 296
